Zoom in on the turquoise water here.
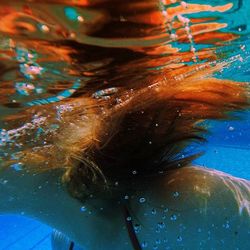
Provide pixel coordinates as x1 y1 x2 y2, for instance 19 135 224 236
0 0 249 249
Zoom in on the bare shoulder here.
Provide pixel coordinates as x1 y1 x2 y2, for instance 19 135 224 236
128 166 250 249
144 166 250 215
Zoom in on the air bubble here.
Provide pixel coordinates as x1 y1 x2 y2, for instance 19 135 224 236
15 82 35 96
151 209 157 215
80 206 87 212
141 241 148 248
77 16 84 22
139 197 146 203
134 224 141 233
181 1 188 8
126 216 132 221
223 221 230 229
155 239 161 245
177 236 183 242
170 214 177 221
157 222 166 229
173 191 179 198
39 24 49 33
132 170 137 175
11 162 23 171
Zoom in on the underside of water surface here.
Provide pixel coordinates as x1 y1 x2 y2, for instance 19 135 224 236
0 0 249 249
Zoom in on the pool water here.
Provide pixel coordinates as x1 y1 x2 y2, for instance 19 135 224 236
0 0 249 249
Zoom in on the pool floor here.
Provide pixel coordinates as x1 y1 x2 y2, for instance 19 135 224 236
0 215 51 250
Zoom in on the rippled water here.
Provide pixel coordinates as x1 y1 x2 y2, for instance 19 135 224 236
0 1 250 250
0 0 249 172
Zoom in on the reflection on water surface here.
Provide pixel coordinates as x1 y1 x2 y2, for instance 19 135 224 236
0 0 249 184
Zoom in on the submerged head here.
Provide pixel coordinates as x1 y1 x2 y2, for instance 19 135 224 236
0 0 249 203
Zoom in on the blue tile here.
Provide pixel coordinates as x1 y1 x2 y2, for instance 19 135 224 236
0 215 52 250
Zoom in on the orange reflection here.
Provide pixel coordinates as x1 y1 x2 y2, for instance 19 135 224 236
0 0 248 179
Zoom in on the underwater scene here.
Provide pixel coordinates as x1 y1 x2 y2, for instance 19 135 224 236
0 0 250 249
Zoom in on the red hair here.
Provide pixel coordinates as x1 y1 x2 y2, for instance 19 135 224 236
0 0 249 201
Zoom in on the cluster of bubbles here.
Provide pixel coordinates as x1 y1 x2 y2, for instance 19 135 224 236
0 115 47 147
15 47 44 96
92 87 118 100
160 0 197 61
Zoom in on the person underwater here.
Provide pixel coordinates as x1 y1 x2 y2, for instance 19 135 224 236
0 0 249 249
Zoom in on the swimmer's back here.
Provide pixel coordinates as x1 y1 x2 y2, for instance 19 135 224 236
127 166 250 250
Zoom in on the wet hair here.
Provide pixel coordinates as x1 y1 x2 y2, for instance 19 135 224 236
63 73 249 201
58 1 249 200
1 0 249 202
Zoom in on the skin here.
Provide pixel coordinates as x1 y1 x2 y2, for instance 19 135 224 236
0 166 250 250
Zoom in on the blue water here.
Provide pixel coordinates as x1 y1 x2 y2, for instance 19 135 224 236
0 0 250 249
1 137 249 250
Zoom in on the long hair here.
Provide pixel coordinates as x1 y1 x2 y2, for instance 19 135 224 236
0 0 249 201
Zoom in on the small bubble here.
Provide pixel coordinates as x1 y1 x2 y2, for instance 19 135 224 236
157 222 166 229
173 191 179 198
223 222 230 229
124 195 129 200
170 214 177 221
15 82 35 96
35 87 44 94
0 179 8 185
139 197 146 203
170 33 177 40
151 208 157 215
181 1 188 8
177 236 183 242
126 216 132 221
134 224 141 233
119 16 127 22
132 170 137 175
77 16 84 22
163 238 168 243
141 241 148 248
11 162 23 171
39 24 49 32
228 126 235 131
80 206 87 212
155 239 161 245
